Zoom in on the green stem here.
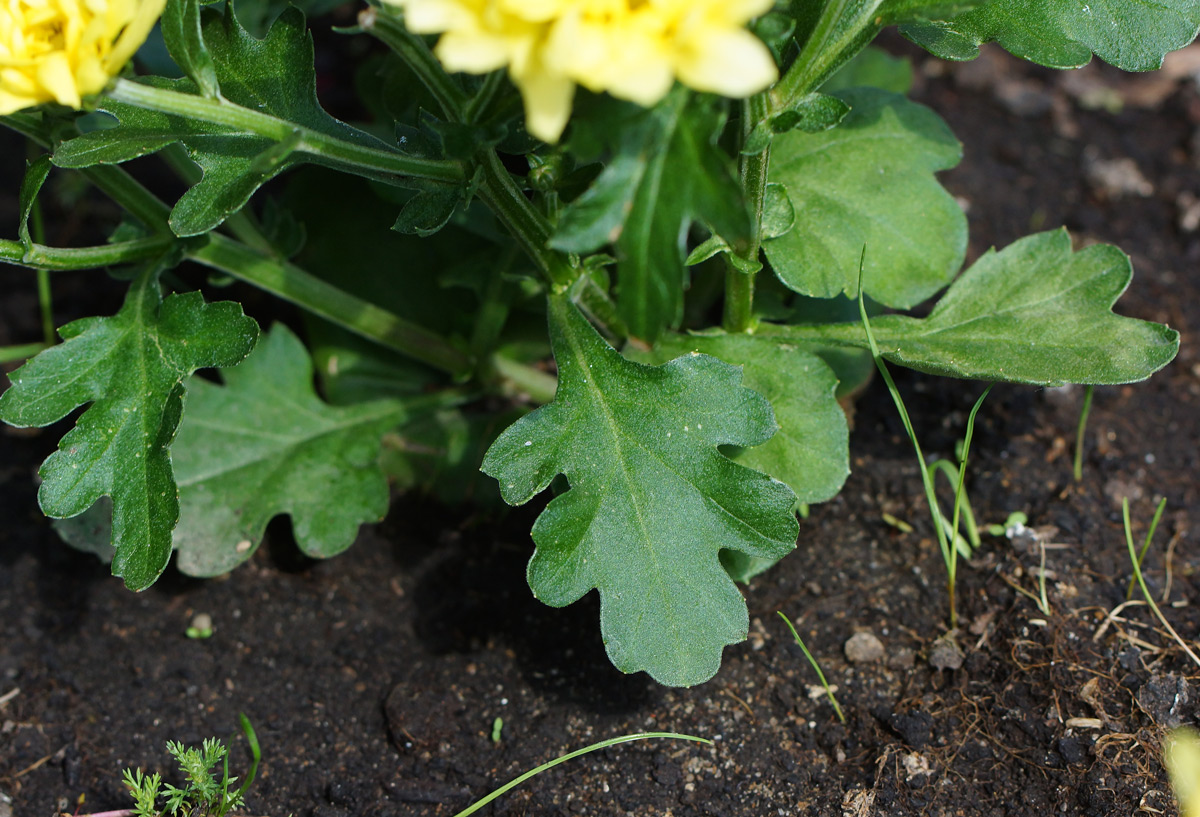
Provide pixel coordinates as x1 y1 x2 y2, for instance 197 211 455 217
358 6 468 120
4 109 478 379
574 274 629 345
489 353 558 404
0 236 175 269
771 0 882 112
28 194 55 345
1126 496 1168 600
464 69 506 124
0 342 48 364
1073 384 1093 481
475 150 575 289
724 93 772 334
858 263 957 629
188 234 474 377
106 78 467 186
451 734 711 817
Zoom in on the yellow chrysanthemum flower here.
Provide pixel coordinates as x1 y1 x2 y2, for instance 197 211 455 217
386 0 779 142
0 0 166 114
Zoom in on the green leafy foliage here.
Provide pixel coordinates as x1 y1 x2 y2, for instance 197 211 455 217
764 230 1180 386
0 271 258 589
764 87 966 308
482 297 798 686
551 90 751 343
53 5 391 235
651 333 848 507
171 325 412 576
903 0 1200 71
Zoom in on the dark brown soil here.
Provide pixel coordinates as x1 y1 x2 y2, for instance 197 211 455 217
3 40 1200 817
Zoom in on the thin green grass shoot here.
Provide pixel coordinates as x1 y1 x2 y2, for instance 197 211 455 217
0 342 47 364
451 732 712 817
777 612 845 723
1126 496 1168 600
1122 497 1200 669
927 459 980 556
1001 539 1051 617
1073 385 1094 482
857 251 991 630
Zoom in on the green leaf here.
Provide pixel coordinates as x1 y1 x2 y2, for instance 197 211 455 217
53 6 391 236
821 46 913 94
551 90 752 343
18 155 51 248
161 0 221 99
902 0 1200 71
762 230 1180 386
481 297 798 686
170 325 411 576
652 333 849 509
743 93 850 155
764 87 966 309
0 271 259 589
392 187 462 237
761 183 795 240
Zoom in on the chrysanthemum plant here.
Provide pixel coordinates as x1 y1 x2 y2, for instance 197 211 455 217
0 0 1188 685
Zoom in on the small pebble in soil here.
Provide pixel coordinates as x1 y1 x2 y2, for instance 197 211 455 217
886 647 915 670
928 634 964 672
844 631 885 663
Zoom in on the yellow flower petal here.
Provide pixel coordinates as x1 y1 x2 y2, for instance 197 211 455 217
513 62 574 142
675 27 778 99
383 0 778 142
436 28 512 73
0 0 165 112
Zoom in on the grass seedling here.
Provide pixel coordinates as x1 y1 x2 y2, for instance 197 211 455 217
1073 385 1094 482
1001 537 1052 617
928 455 982 556
81 714 260 817
777 612 845 723
858 254 992 629
1123 498 1200 668
449 732 711 817
1126 496 1168 600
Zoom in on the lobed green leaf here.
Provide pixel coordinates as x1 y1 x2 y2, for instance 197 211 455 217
764 87 966 309
761 230 1180 386
482 297 798 686
171 325 410 576
0 271 259 589
903 0 1200 71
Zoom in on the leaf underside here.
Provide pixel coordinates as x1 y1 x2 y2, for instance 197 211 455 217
482 296 798 686
171 324 409 576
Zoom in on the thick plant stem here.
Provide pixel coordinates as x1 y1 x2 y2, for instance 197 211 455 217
0 236 175 269
724 93 772 334
189 234 474 377
475 151 576 290
106 79 467 186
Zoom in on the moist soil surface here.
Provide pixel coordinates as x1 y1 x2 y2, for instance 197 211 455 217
3 37 1200 817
